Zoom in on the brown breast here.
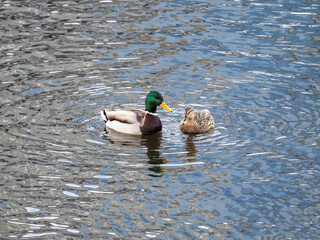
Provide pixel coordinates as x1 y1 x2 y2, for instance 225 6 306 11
140 113 162 135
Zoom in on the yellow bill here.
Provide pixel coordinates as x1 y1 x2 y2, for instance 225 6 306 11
160 101 172 112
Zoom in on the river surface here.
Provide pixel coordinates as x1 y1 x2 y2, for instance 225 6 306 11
1 0 319 239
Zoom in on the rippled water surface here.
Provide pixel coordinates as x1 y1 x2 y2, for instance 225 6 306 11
1 0 319 239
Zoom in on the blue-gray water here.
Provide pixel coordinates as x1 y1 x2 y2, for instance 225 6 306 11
0 0 319 239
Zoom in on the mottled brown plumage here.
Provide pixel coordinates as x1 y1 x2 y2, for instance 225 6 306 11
179 106 214 134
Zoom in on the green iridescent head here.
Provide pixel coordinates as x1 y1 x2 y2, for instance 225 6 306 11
145 91 171 113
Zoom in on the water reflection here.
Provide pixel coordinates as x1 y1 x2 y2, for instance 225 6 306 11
102 130 168 175
143 133 168 176
183 135 198 162
101 128 143 147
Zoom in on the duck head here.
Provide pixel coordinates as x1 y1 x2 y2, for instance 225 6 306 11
145 91 171 113
181 106 194 125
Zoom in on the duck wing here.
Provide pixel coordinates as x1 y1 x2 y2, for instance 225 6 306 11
101 110 145 124
194 110 214 129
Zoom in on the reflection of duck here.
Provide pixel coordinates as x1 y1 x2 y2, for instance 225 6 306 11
184 135 198 162
101 128 143 147
101 130 167 176
143 133 168 176
101 91 171 135
179 106 214 134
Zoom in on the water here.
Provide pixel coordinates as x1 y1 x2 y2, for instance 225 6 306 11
0 0 319 239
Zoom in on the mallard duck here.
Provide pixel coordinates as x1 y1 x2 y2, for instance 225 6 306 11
101 91 171 135
179 106 214 134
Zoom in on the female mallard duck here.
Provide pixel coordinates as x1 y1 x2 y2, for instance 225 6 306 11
101 91 171 135
179 106 214 134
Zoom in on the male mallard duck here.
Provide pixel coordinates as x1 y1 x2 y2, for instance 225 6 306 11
101 91 171 135
179 106 214 134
